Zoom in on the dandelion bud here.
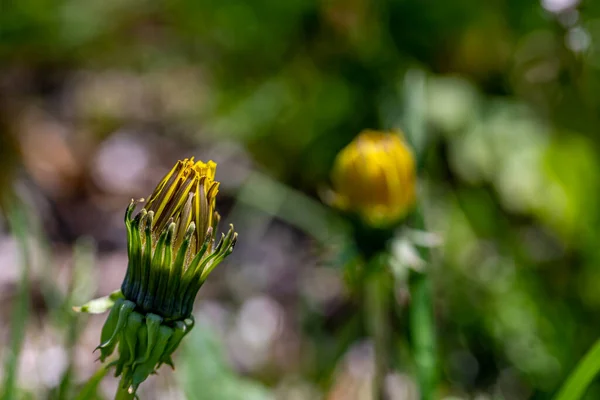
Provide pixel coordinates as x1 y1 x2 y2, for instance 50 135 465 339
84 158 237 394
330 130 416 227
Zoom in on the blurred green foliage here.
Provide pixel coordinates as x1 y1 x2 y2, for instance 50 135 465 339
178 318 272 400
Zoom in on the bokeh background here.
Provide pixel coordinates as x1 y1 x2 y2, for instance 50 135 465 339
2 0 600 398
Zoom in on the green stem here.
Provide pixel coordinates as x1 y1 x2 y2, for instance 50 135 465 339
555 338 600 400
409 272 436 400
115 376 135 400
410 206 438 400
365 257 391 400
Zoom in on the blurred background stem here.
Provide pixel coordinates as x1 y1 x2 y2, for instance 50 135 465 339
57 238 96 400
409 272 436 400
410 207 438 400
365 255 391 400
2 205 31 400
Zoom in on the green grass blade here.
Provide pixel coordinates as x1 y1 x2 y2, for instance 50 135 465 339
57 238 97 400
2 204 32 400
555 338 600 400
73 367 110 400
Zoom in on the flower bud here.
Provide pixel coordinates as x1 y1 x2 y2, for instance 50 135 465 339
84 158 236 394
330 130 416 227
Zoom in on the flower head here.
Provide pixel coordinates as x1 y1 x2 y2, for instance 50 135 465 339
331 130 416 227
89 158 236 394
144 158 218 252
121 158 235 321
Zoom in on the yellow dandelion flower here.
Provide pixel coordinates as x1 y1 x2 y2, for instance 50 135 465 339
331 130 416 227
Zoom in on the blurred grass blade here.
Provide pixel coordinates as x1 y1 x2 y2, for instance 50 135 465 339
232 171 345 245
2 204 31 400
58 238 99 400
555 338 600 400
402 68 428 164
73 367 110 400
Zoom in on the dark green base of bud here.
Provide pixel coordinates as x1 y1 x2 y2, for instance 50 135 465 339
347 215 397 260
96 300 194 394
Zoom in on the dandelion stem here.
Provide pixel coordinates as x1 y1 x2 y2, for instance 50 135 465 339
410 206 438 400
365 256 391 400
409 272 436 400
115 377 135 400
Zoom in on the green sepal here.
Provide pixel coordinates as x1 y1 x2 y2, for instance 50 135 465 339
123 201 136 277
179 231 225 313
180 227 213 286
121 315 150 390
197 232 226 278
158 319 191 368
136 211 154 307
112 330 129 378
179 229 236 318
131 324 174 392
100 299 125 344
135 318 149 361
96 300 135 362
153 223 175 314
200 225 237 282
173 228 213 317
124 312 144 366
163 355 175 369
122 205 144 299
210 212 221 243
134 313 163 367
95 297 124 361
163 223 195 316
142 228 169 312
129 210 147 301
119 311 145 388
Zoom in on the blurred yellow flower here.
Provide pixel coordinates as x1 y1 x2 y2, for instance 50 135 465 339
331 130 416 227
